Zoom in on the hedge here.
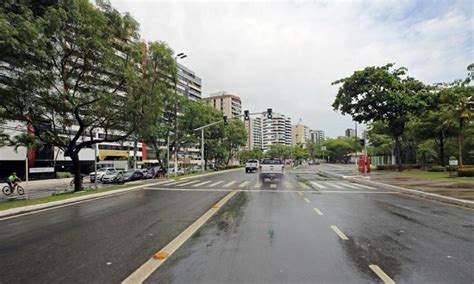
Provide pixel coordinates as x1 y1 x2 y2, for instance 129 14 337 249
458 168 474 177
56 172 72 178
428 166 445 172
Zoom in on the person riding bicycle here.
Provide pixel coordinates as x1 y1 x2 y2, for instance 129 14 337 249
7 172 21 191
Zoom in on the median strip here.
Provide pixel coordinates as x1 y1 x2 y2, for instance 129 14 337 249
122 190 238 284
369 264 395 284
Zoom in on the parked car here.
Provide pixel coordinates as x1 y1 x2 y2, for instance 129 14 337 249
245 159 259 173
138 169 150 179
101 170 124 183
90 167 116 182
147 166 166 178
167 167 185 176
122 170 144 182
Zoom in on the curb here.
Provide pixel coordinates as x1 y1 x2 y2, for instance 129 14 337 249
0 180 169 219
176 167 243 181
318 169 474 209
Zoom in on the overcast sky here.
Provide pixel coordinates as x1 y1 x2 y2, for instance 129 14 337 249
110 0 473 138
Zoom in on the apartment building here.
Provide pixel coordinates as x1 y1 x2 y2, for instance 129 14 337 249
310 130 325 145
202 91 242 118
177 63 202 101
262 113 292 150
345 128 356 138
244 117 263 150
291 119 311 147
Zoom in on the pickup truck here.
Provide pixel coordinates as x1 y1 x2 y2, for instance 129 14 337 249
245 159 259 173
259 158 284 181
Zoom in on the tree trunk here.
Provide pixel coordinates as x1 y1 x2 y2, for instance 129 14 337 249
459 120 464 167
395 136 402 171
70 151 82 192
439 132 446 167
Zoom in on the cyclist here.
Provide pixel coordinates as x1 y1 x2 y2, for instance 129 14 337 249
7 172 21 193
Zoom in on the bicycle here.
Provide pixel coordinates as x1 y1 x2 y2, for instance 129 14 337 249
2 182 25 196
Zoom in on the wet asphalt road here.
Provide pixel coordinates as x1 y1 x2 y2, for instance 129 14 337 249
1 166 473 283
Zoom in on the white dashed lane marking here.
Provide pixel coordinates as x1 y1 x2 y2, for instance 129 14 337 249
369 264 395 284
304 197 311 203
313 208 324 215
330 225 349 240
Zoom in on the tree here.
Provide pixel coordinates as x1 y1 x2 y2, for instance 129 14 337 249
306 141 320 162
239 148 263 163
265 144 291 159
321 138 354 163
0 0 147 191
223 119 247 164
292 144 310 162
332 64 428 171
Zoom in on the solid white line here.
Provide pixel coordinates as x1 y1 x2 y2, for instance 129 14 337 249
270 184 277 189
330 225 349 240
313 208 324 215
238 181 250 188
310 181 327 189
177 180 200 187
298 182 310 189
122 190 237 284
369 265 395 284
327 182 343 189
208 181 224 187
223 181 237 188
304 197 311 203
192 181 212 187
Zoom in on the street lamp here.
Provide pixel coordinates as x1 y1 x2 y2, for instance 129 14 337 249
172 52 187 176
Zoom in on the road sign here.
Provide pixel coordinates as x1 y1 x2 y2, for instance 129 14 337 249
449 160 458 166
29 167 54 173
321 146 327 151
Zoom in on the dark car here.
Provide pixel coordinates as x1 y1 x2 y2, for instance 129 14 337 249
148 166 166 178
122 170 144 182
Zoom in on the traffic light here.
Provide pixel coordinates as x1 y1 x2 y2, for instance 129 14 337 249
267 108 273 119
359 139 364 146
223 115 228 125
244 110 250 120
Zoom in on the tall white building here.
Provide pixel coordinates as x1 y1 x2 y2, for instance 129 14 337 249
245 117 263 150
262 113 292 150
177 63 202 101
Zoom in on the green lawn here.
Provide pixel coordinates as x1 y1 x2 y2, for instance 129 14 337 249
384 171 474 181
0 182 145 211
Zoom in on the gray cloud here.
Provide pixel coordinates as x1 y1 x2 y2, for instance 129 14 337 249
110 0 473 137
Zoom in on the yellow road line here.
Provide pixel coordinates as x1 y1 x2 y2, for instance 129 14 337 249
330 225 349 240
369 264 395 284
313 208 324 215
122 190 238 284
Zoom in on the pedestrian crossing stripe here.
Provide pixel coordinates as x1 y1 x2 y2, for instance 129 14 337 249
177 180 200 186
328 182 343 189
238 181 250 188
208 181 224 187
223 181 237 188
310 181 327 189
298 182 310 189
336 182 358 189
254 182 261 188
284 181 293 189
270 184 277 189
353 183 375 189
154 180 173 185
192 181 212 187
165 180 190 186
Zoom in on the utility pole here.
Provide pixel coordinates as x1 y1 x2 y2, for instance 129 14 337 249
354 121 358 166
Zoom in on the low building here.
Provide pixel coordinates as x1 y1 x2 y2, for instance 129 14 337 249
292 119 310 147
202 91 242 118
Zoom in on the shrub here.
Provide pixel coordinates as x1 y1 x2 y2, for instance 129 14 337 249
446 166 458 172
428 166 445 172
458 168 474 177
56 172 71 178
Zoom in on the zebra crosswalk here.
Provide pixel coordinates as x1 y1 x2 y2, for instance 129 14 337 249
153 179 377 191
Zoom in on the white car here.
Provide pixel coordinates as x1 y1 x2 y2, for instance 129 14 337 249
245 159 259 173
259 158 284 181
90 167 116 182
101 170 124 183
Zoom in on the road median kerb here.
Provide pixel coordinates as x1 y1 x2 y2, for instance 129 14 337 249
0 180 168 218
318 169 474 209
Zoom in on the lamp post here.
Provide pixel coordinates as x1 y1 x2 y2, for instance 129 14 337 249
173 52 187 176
